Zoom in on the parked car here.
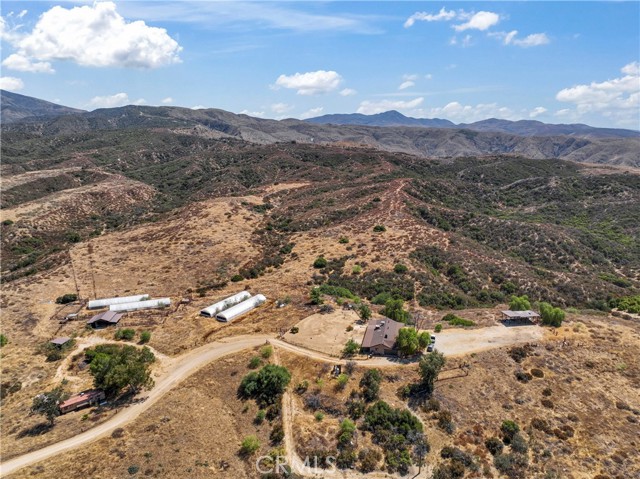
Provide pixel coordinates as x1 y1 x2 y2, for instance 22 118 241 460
427 343 435 352
430 335 436 343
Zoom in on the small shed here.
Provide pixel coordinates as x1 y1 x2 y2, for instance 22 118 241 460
501 310 540 323
50 337 71 347
87 311 123 328
59 390 106 414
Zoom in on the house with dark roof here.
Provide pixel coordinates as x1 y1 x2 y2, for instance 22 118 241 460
360 318 403 355
87 310 123 329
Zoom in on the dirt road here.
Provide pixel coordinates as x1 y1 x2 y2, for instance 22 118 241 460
0 335 270 477
1 325 543 476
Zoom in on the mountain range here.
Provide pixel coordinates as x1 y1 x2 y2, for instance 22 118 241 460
2 90 639 167
306 110 640 139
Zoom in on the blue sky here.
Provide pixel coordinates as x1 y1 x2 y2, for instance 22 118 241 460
1 1 639 128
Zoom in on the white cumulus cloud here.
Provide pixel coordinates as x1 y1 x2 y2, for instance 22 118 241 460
2 53 54 73
529 107 547 118
0 76 24 91
404 8 456 28
161 97 174 104
274 70 342 95
1 2 181 70
423 102 516 123
399 81 415 90
271 103 294 114
454 11 500 32
240 109 265 118
498 30 550 47
357 97 424 115
300 107 324 120
88 92 144 109
555 62 640 126
339 88 357 96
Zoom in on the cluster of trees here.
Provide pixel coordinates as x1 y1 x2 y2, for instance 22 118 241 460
362 400 425 474
395 328 430 356
55 293 78 304
609 294 640 314
86 344 155 395
239 364 291 407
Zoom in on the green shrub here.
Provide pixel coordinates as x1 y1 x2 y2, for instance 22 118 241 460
0 334 7 348
231 274 244 282
434 324 443 333
485 436 504 456
240 435 260 455
339 237 349 244
55 293 78 304
139 331 151 344
360 369 382 402
2 219 14 226
313 256 328 268
255 410 266 424
448 317 475 327
373 225 386 232
289 326 299 334
501 420 520 444
260 345 273 359
343 339 359 357
394 263 408 274
248 356 262 369
336 373 349 390
115 329 136 341
127 465 140 475
315 411 325 421
352 265 362 275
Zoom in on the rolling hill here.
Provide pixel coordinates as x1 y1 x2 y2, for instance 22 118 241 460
2 94 639 167
307 109 640 139
0 90 85 123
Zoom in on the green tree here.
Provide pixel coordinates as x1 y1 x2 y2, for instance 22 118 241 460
418 351 446 395
239 364 291 407
31 386 68 426
396 328 420 356
418 332 431 349
357 303 372 321
381 299 409 323
509 295 531 311
88 345 155 395
539 302 565 327
343 339 360 357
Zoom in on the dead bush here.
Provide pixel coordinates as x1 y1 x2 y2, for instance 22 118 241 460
530 368 544 378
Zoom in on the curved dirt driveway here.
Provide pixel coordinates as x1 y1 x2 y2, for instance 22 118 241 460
1 325 543 476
